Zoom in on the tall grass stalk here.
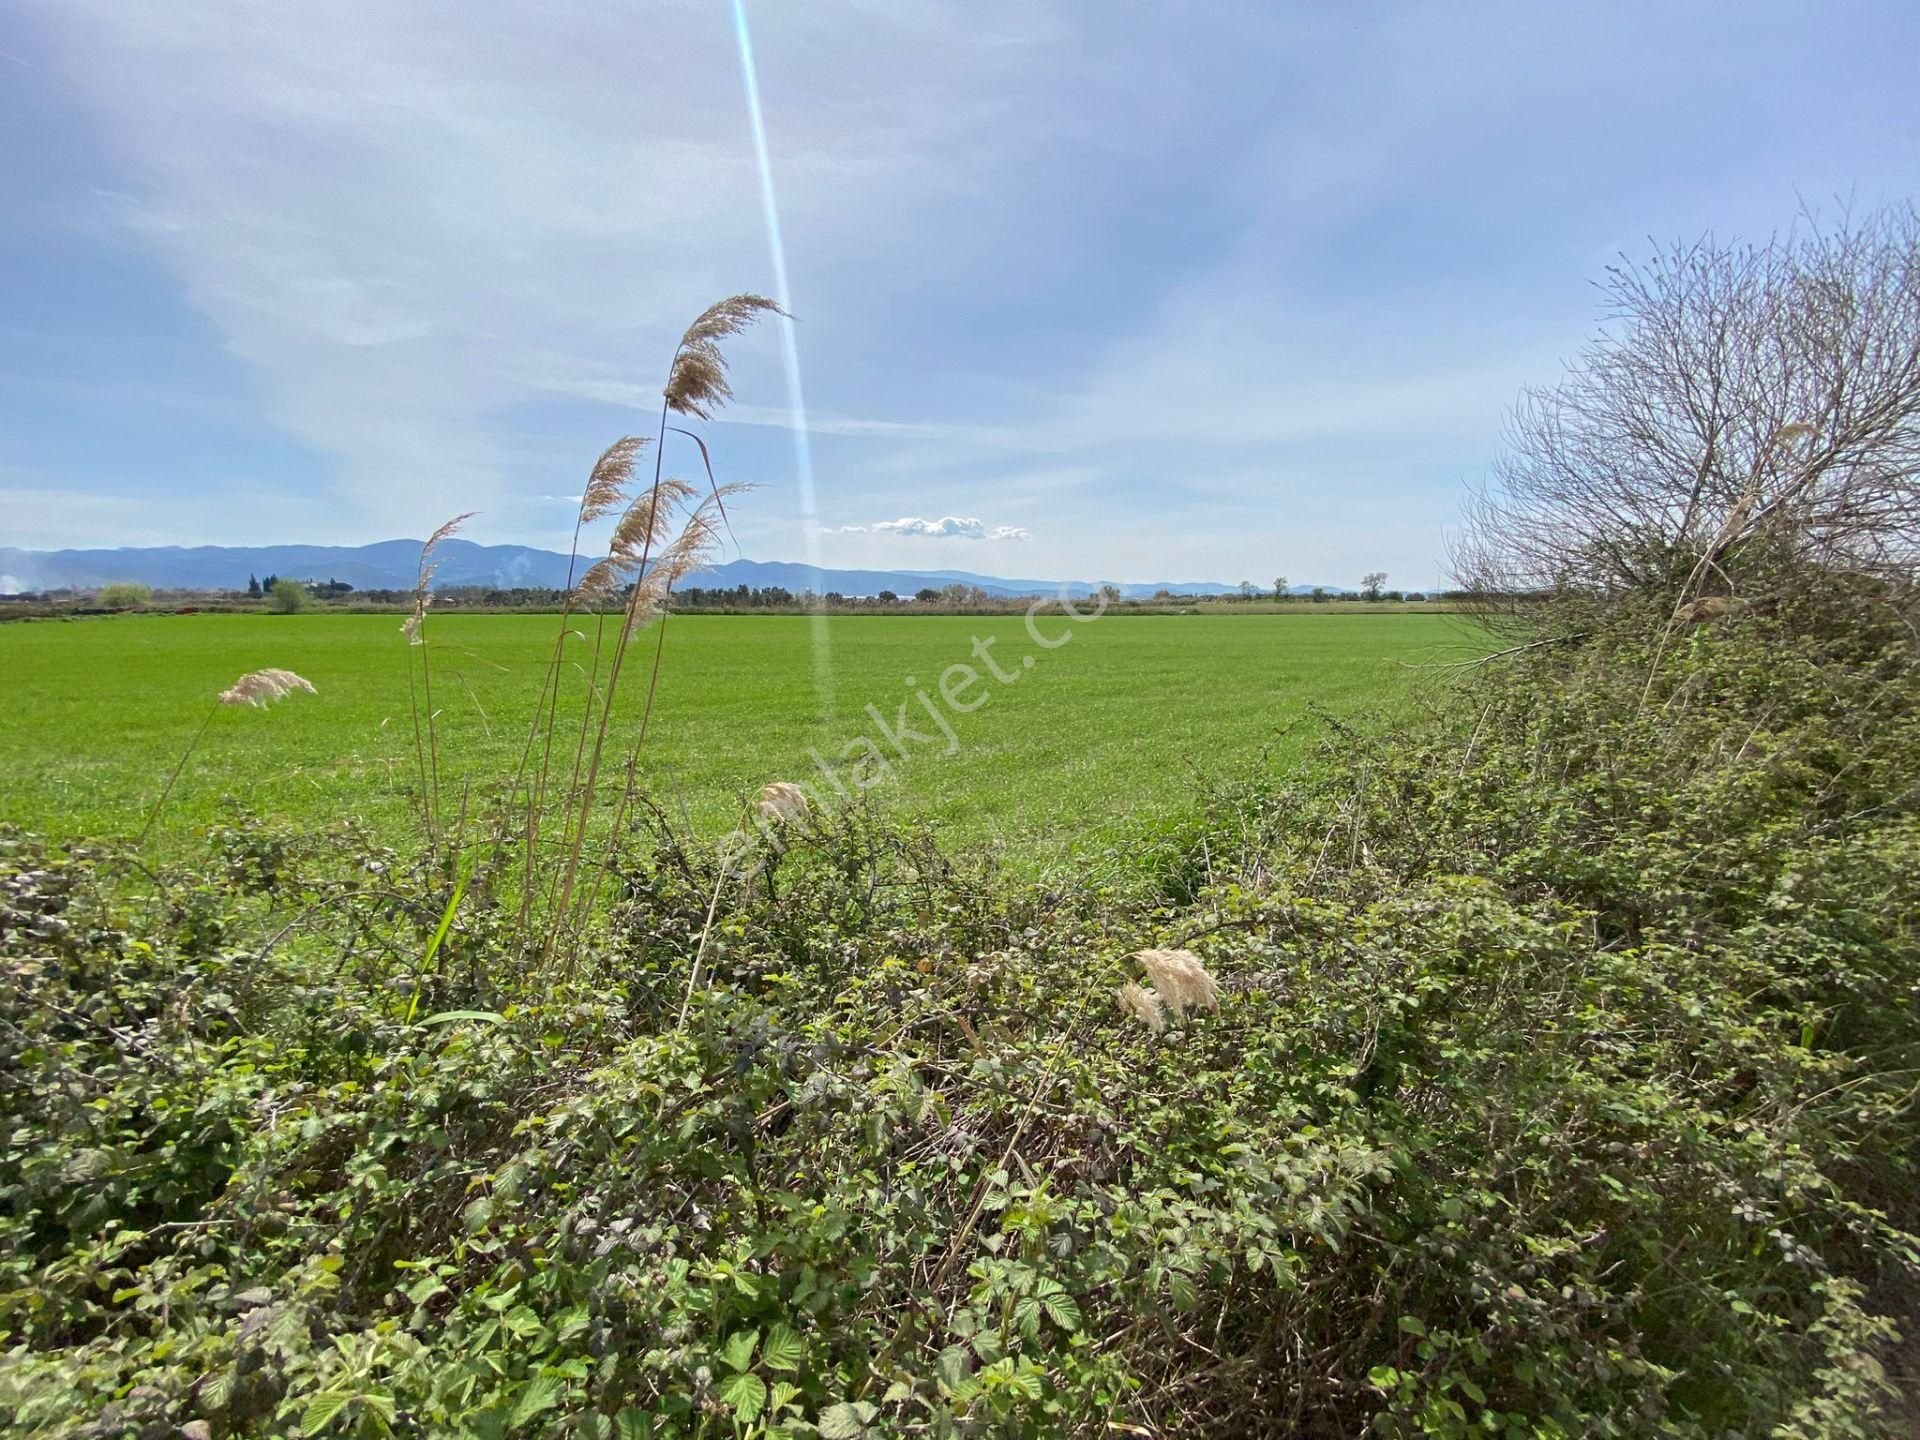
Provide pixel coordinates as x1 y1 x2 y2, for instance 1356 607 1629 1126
505 439 647 926
543 296 782 952
403 514 473 852
140 669 317 846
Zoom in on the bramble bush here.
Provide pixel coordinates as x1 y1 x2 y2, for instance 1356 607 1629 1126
3 583 1918 1436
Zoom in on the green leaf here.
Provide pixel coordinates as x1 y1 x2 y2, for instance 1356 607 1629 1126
613 1409 654 1440
1397 1315 1427 1336
760 1321 804 1373
718 1371 767 1423
1168 1271 1198 1312
554 1304 591 1342
718 1328 759 1373
935 1344 975 1389
301 1391 355 1431
1014 1295 1042 1339
407 867 470 1023
936 1344 981 1400
1035 1280 1082 1332
418 1009 507 1027
818 1400 879 1438
508 1375 562 1429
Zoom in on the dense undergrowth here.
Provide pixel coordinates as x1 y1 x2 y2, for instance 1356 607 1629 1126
5 587 1919 1437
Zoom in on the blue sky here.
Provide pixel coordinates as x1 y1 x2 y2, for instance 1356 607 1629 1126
3 2 1917 588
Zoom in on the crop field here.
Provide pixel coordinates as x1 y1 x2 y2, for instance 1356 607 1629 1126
0 609 1485 864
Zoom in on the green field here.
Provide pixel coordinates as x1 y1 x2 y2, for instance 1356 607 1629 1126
0 610 1485 864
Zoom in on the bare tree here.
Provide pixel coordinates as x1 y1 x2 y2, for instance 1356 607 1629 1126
1454 204 1920 609
1273 575 1289 600
1361 571 1387 601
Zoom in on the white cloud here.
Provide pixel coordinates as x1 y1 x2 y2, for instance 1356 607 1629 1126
835 516 1030 541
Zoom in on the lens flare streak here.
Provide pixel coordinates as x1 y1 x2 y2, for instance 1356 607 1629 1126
731 0 834 717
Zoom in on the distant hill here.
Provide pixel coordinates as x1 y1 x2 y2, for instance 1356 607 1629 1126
0 541 1341 600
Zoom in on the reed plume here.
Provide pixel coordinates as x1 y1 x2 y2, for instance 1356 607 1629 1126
406 511 474 849
755 781 811 827
1117 981 1167 1034
218 667 317 708
1133 948 1219 1018
143 667 316 845
664 295 787 419
580 436 646 524
576 477 700 603
403 511 474 642
416 511 474 592
400 593 431 645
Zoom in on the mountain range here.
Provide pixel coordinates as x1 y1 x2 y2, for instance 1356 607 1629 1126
0 541 1341 600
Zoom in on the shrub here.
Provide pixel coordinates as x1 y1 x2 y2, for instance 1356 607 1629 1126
4 577 1918 1437
268 578 310 613
96 580 151 609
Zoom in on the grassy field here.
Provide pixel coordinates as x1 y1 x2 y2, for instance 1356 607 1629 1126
0 609 1485 864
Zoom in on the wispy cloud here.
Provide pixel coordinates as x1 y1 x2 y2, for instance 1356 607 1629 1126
527 369 1020 446
11 0 1914 586
835 516 1031 541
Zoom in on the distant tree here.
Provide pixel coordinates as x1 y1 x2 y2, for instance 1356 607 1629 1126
1361 571 1388 601
876 589 898 604
268 578 310 614
260 573 280 594
247 574 262 598
1238 580 1256 601
1273 575 1289 600
915 587 940 604
1309 586 1328 603
1097 583 1122 604
97 581 151 610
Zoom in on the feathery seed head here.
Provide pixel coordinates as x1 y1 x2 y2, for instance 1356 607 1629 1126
416 511 476 593
1133 948 1219 1018
218 668 317 709
580 436 649 524
401 591 433 644
610 476 699 559
664 295 786 419
755 782 811 826
576 555 633 604
1117 981 1167 1033
621 570 670 639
